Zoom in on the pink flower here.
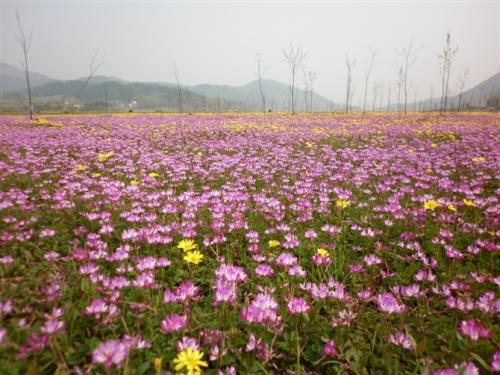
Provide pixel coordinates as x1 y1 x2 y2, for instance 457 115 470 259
275 252 298 268
388 332 413 350
40 229 56 238
322 339 337 357
0 328 6 346
241 293 281 327
364 254 382 266
255 264 274 277
286 297 310 315
160 313 188 333
376 292 406 314
491 351 500 372
92 339 129 368
458 319 491 341
176 336 200 351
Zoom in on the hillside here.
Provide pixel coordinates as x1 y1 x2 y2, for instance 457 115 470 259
0 62 57 96
189 79 340 112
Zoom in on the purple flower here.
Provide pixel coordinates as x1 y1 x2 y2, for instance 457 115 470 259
388 332 413 350
458 319 491 341
176 336 200 351
322 339 337 357
0 328 6 346
160 313 188 333
255 263 274 277
376 292 406 314
241 293 281 327
491 351 500 372
275 252 298 268
286 297 310 315
92 339 129 369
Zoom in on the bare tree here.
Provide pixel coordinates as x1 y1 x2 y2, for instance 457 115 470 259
302 68 310 112
378 82 384 110
371 82 378 112
171 60 183 113
345 55 356 113
15 11 33 119
386 82 392 111
76 51 105 105
283 43 307 114
457 67 469 112
438 32 459 113
362 47 376 113
396 66 403 112
396 37 420 113
308 71 317 112
301 68 317 112
412 86 419 111
255 52 268 113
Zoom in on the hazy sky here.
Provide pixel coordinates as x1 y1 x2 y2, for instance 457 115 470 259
1 1 499 103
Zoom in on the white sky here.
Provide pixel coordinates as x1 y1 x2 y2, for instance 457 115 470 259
1 1 499 103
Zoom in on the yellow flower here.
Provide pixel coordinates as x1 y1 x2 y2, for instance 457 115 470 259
154 357 162 372
268 240 281 248
447 204 457 212
471 156 485 163
305 141 313 148
177 239 198 253
173 348 208 375
317 248 330 258
336 199 350 208
130 179 140 185
184 251 203 265
431 143 437 148
98 151 114 162
423 200 440 211
196 151 203 157
148 172 160 178
463 199 475 207
74 164 86 172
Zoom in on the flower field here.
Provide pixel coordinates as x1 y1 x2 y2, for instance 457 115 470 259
0 113 498 374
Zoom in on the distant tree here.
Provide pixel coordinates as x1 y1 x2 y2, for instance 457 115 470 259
15 11 33 119
255 52 268 113
396 37 420 113
308 71 317 112
301 68 316 112
302 67 310 112
486 94 499 110
457 67 469 112
371 82 378 112
344 55 356 113
438 32 458 113
427 86 434 111
76 51 105 106
362 47 376 113
386 82 392 111
171 60 183 113
396 66 403 112
378 82 384 111
283 43 307 115
413 86 419 111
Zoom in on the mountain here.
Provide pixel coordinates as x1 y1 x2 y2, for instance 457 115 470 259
189 79 340 111
2 79 245 112
450 71 500 108
388 72 500 111
0 62 57 96
0 61 341 112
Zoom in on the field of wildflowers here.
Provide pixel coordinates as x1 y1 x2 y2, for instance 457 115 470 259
0 113 498 374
